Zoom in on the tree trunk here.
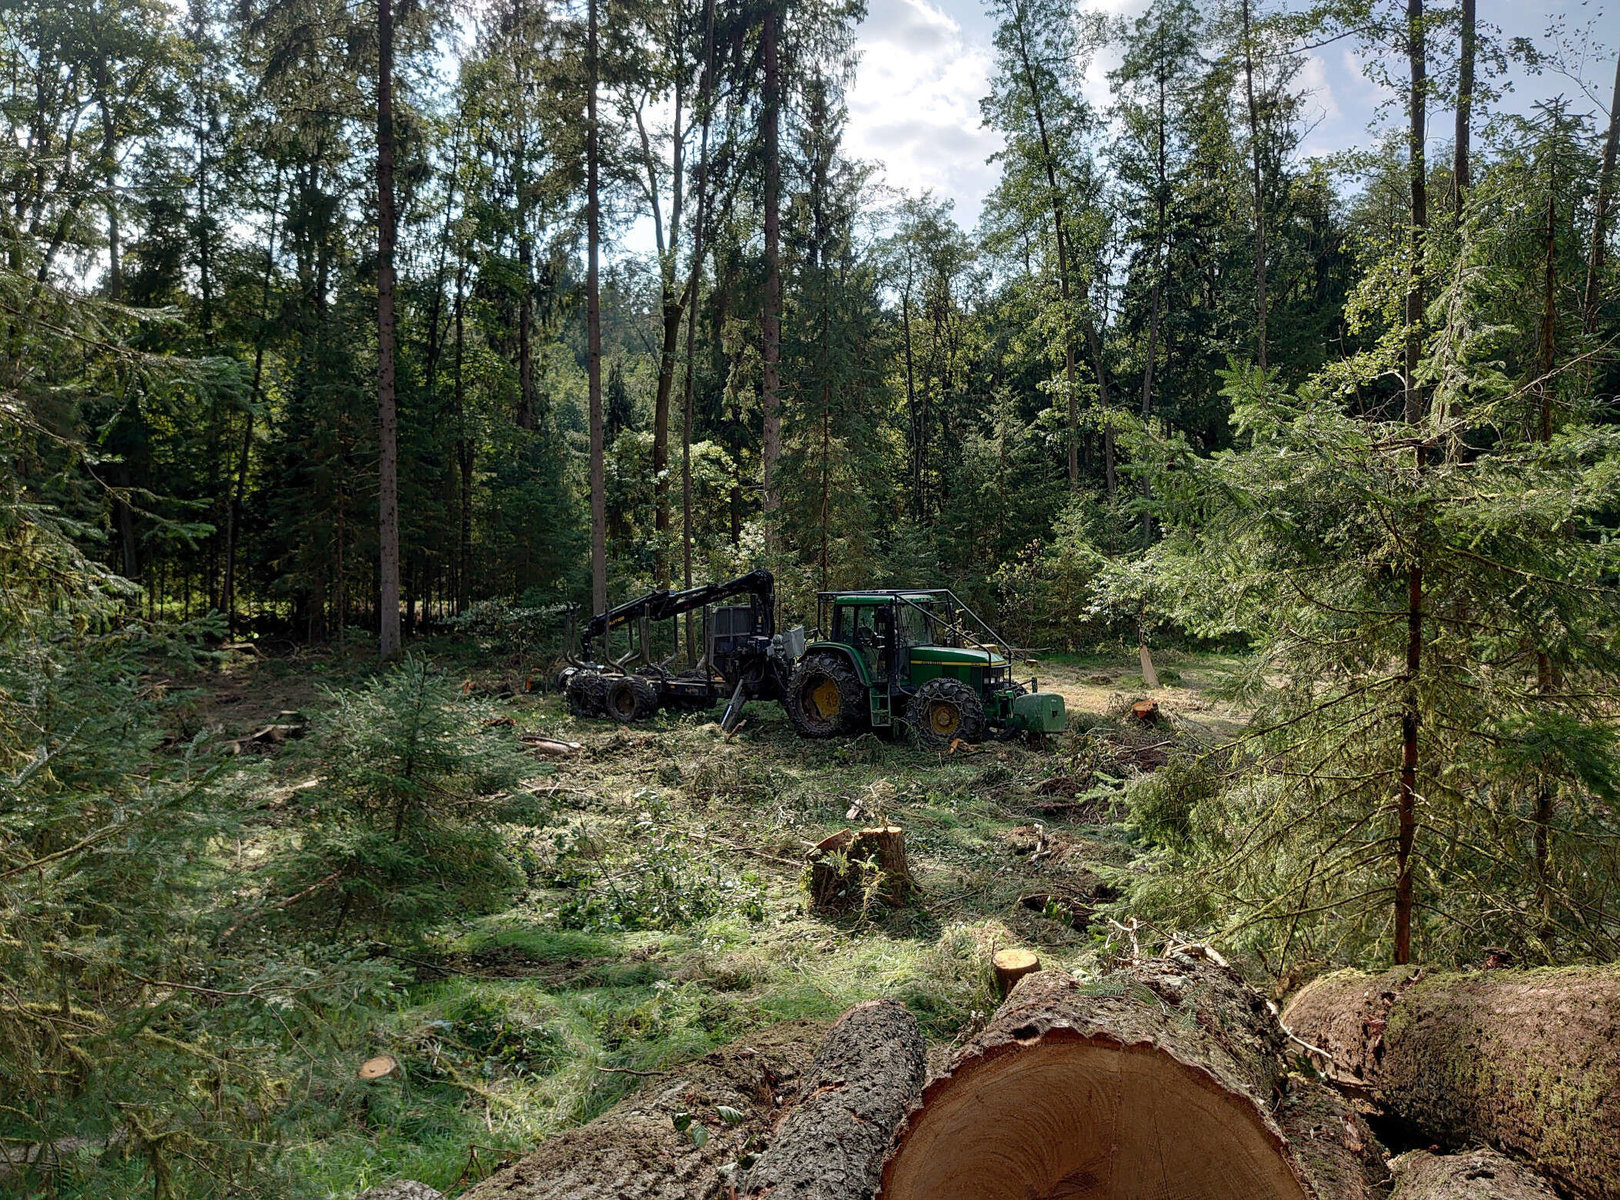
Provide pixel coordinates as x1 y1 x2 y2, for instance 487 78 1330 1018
1403 0 1427 424
1451 0 1474 214
460 1020 831 1200
1397 478 1422 966
1583 53 1620 333
376 0 401 661
1241 0 1268 369
879 959 1386 1200
1011 16 1079 491
760 2 782 540
741 1001 926 1200
1282 964 1620 1200
1391 1149 1560 1200
587 0 607 614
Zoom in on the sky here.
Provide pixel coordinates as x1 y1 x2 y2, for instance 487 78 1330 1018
843 0 1620 231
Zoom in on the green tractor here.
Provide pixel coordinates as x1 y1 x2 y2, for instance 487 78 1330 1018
783 590 1066 746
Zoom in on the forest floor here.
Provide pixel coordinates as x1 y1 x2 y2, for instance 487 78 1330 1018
188 640 1244 1198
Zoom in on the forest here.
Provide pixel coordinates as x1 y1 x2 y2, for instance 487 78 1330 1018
6 0 1620 1195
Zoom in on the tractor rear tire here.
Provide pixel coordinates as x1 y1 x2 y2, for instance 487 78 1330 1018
906 678 987 748
786 653 866 738
603 674 659 722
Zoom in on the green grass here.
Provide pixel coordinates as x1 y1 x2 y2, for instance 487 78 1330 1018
161 640 1243 1197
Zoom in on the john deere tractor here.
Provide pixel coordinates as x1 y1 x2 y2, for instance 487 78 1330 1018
783 590 1065 746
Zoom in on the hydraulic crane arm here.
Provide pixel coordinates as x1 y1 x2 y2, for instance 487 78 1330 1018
582 569 774 659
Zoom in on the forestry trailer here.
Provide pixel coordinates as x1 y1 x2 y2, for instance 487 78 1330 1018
781 589 1065 746
558 569 804 730
561 573 1064 745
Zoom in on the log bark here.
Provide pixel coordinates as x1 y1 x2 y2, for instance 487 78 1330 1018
808 827 916 911
1390 1149 1561 1200
1282 965 1620 1200
741 999 925 1199
878 957 1385 1200
461 1020 828 1200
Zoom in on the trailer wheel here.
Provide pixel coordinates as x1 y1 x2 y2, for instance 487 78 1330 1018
786 653 866 738
906 678 987 748
565 671 610 717
603 674 658 722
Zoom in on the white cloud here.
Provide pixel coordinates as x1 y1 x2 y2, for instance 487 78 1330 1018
845 0 1004 226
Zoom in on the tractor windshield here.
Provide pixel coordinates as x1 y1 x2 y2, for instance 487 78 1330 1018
896 601 937 648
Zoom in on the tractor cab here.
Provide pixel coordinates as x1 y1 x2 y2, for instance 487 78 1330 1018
786 590 1065 745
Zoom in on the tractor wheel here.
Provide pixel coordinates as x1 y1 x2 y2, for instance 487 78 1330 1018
786 653 866 738
906 678 988 748
603 674 659 722
565 671 610 717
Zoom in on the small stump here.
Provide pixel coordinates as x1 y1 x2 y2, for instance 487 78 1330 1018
993 948 1041 997
808 826 917 912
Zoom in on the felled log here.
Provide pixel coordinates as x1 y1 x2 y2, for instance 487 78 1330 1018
807 827 916 911
460 1019 827 1200
1282 965 1620 1200
878 958 1386 1200
740 999 925 1199
355 1183 445 1200
1389 1149 1561 1200
520 734 581 757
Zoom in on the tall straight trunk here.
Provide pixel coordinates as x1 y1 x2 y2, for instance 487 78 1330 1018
587 0 607 613
760 3 783 538
1138 68 1168 546
1583 53 1620 333
376 0 401 661
1396 447 1424 965
1240 0 1268 369
225 169 282 634
1011 14 1079 491
647 83 685 587
1451 0 1473 213
681 0 717 654
1533 179 1560 914
455 259 473 614
903 287 922 515
1403 0 1427 425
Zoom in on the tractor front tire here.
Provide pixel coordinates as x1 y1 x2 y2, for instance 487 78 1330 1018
786 653 866 738
906 678 987 748
603 674 659 722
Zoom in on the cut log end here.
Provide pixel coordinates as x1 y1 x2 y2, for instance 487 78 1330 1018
879 963 1385 1200
357 1054 397 1080
993 948 1041 997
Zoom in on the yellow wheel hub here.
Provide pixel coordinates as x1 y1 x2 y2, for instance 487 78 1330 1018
929 702 961 736
809 678 841 720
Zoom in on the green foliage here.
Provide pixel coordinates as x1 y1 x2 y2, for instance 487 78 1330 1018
281 656 544 938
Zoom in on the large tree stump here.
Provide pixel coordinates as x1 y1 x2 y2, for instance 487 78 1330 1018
740 999 925 1199
878 957 1386 1200
1389 1149 1562 1200
993 948 1041 997
807 827 916 911
460 1020 828 1200
1282 965 1620 1200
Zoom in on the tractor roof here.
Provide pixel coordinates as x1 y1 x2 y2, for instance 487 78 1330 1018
823 590 942 606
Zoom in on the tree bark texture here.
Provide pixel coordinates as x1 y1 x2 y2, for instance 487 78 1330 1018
740 1000 925 1199
878 958 1385 1200
1390 1149 1560 1200
586 0 607 614
376 0 401 661
461 1020 829 1200
1403 0 1427 424
1281 965 1620 1200
759 2 782 535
